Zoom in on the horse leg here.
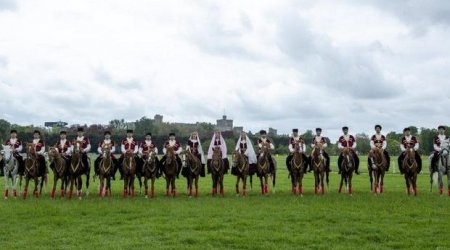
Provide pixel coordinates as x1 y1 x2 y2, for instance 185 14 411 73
348 173 353 195
151 177 155 198
4 173 9 199
188 176 192 197
51 175 57 199
220 175 224 197
77 176 83 199
195 176 199 197
172 176 176 197
259 176 264 195
405 174 410 195
321 172 325 195
369 169 374 192
22 177 29 200
236 176 240 195
438 171 444 195
123 176 128 198
447 169 450 196
338 173 344 193
243 175 247 196
34 177 39 198
299 172 304 196
380 173 385 194
165 177 170 196
144 176 149 198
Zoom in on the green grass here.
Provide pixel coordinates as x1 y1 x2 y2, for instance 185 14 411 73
0 155 449 250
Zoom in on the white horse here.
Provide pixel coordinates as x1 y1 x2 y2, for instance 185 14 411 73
1 145 19 199
431 144 450 196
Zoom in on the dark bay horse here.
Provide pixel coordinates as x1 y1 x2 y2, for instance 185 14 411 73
164 147 178 197
368 147 388 194
311 145 326 195
143 151 158 198
122 150 137 197
98 144 113 198
184 150 201 198
257 142 272 195
48 147 67 199
68 141 86 199
22 143 45 199
232 150 249 196
290 144 307 196
211 147 225 197
402 148 418 196
338 147 355 195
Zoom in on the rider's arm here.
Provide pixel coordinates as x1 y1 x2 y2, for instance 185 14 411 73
352 141 357 149
65 146 72 155
175 144 182 154
163 146 167 154
121 143 126 154
138 146 144 155
337 140 344 149
414 142 419 151
370 140 376 149
84 143 91 153
400 142 406 152
111 145 116 154
97 145 102 154
37 144 45 155
154 147 158 155
382 140 387 150
269 143 274 150
133 145 138 154
16 143 23 152
434 143 441 152
288 143 294 152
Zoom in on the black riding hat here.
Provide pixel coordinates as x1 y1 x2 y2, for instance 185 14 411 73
342 126 349 131
146 132 152 136
33 130 41 135
316 128 322 132
292 128 298 133
104 131 111 135
403 127 411 132
438 125 446 130
77 127 84 132
260 130 267 135
126 129 133 133
375 125 382 130
10 129 17 134
60 131 67 135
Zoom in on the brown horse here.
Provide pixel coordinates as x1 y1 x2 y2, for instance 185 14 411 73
122 150 136 198
290 143 306 196
164 147 178 197
402 148 418 196
22 143 45 199
143 151 158 198
211 147 225 197
184 150 201 198
368 147 388 194
311 145 326 195
232 150 249 196
338 147 355 195
257 142 272 195
68 141 86 199
48 147 67 199
98 144 113 198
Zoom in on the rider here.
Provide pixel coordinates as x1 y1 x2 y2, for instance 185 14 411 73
94 131 117 177
369 125 391 172
74 127 91 175
138 132 160 176
257 130 275 174
337 126 360 175
207 131 230 174
54 130 72 170
233 131 257 176
286 128 308 173
119 129 139 179
184 132 206 177
1 129 24 177
431 125 449 172
160 133 183 178
32 130 47 177
398 127 422 174
310 128 331 173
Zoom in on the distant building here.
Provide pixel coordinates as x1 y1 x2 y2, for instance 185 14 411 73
216 115 233 132
154 114 163 124
44 121 68 128
233 126 244 134
269 128 277 136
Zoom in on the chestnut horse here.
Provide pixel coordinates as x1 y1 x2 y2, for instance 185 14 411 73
98 144 113 198
48 147 67 199
311 145 326 195
164 147 178 197
211 147 225 197
368 147 388 194
338 147 355 195
68 141 86 199
290 143 307 196
402 148 418 196
22 143 45 199
122 151 137 197
184 150 201 198
232 150 249 196
257 142 272 195
143 151 158 198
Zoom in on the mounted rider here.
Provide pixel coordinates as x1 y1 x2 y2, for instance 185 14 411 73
139 132 160 176
369 125 391 172
73 127 91 175
32 130 47 177
94 131 117 177
119 129 139 179
431 125 449 172
286 128 308 173
1 129 24 176
184 132 206 177
398 127 422 174
257 130 275 174
160 133 183 178
232 131 257 176
310 128 330 173
207 131 229 173
53 130 72 170
337 126 360 175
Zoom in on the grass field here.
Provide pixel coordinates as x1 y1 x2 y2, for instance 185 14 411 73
1 155 449 249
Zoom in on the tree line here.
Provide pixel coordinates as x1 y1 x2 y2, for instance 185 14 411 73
0 118 447 156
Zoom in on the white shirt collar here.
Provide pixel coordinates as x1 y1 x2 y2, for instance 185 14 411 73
33 138 40 143
10 138 17 143
104 139 111 143
77 136 84 141
145 140 152 145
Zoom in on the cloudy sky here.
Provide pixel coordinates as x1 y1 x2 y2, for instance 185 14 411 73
0 0 449 139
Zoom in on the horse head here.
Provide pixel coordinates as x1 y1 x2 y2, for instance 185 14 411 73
102 144 111 158
26 142 36 157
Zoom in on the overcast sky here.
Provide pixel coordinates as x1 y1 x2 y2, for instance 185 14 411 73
0 0 449 140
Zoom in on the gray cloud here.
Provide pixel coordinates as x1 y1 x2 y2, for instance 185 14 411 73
0 0 16 11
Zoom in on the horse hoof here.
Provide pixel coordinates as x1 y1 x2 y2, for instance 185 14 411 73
4 196 7 200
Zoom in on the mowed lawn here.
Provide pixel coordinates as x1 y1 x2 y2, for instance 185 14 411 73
0 155 449 250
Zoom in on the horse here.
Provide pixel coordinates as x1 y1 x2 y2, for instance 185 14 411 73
1 145 19 199
232 150 249 196
257 142 272 195
143 151 158 198
401 148 418 196
184 150 202 198
22 143 45 199
433 145 450 196
67 141 87 199
98 144 113 198
368 147 388 194
311 145 326 195
164 147 178 197
122 150 137 197
338 147 355 195
290 143 307 196
48 147 67 199
210 147 225 197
